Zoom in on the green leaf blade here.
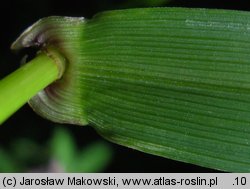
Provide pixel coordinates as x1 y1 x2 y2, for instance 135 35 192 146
12 8 250 172
82 8 250 172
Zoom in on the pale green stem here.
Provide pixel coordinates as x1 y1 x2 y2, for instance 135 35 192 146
0 51 64 124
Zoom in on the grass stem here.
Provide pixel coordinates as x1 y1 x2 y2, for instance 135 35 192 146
0 50 64 124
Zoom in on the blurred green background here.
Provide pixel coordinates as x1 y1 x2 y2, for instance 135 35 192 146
1 0 249 172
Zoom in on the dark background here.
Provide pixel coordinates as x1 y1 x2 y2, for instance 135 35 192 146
1 0 249 172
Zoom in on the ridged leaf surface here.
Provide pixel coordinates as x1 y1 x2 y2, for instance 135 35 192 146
12 8 250 172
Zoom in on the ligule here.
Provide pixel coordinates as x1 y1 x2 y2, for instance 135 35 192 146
12 8 250 172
